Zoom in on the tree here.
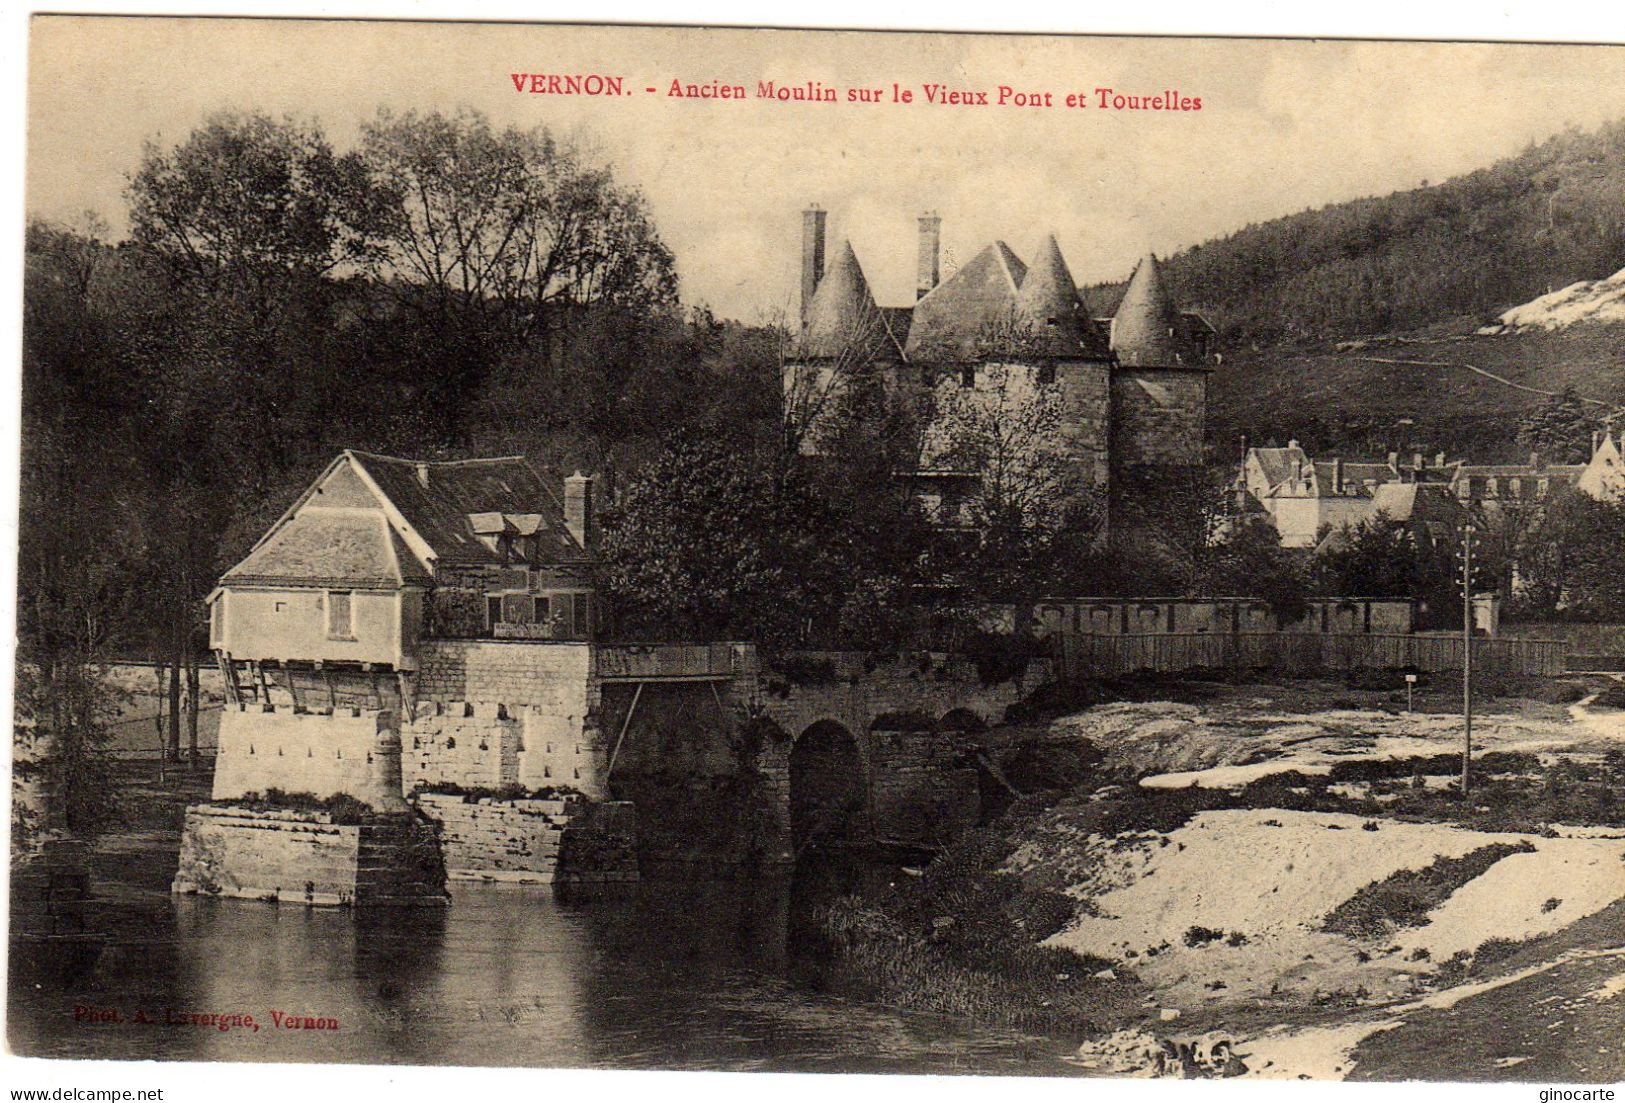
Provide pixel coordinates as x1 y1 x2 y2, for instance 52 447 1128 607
358 108 677 435
925 361 1106 603
129 110 387 286
14 424 136 847
1314 512 1458 625
1516 488 1625 619
1315 513 1420 596
1110 462 1236 596
1516 386 1599 465
1204 514 1309 625
598 433 838 650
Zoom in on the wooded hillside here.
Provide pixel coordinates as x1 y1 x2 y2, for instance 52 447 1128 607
1083 120 1625 345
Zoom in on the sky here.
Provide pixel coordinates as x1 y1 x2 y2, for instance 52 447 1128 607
25 17 1625 324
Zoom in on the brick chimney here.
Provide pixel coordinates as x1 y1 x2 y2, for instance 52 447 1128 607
1331 457 1343 494
564 472 594 553
801 206 827 326
917 211 941 300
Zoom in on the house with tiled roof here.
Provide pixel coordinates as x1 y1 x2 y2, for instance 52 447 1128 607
1240 441 1402 548
1449 454 1586 508
783 207 1214 529
208 450 598 676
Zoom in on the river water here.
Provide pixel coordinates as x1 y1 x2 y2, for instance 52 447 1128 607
8 830 1083 1074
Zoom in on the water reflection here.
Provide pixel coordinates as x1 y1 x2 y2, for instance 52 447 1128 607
10 843 1080 1074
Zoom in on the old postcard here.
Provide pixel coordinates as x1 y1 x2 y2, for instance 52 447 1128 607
10 13 1625 1087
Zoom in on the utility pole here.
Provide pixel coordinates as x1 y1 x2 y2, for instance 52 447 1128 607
1459 524 1475 797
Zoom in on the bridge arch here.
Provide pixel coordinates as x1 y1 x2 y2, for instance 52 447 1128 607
937 707 987 733
788 719 871 852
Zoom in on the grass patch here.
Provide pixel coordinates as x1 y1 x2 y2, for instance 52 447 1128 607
805 814 1139 1037
813 895 1130 1036
1236 754 1625 833
413 781 585 802
1321 841 1535 940
223 789 381 824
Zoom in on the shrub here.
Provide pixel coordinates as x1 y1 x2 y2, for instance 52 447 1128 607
958 630 1042 687
1472 936 1530 969
1322 841 1535 940
225 789 381 824
413 781 585 802
1183 925 1225 947
1591 682 1625 709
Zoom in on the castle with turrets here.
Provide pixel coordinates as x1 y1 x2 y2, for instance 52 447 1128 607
782 207 1216 529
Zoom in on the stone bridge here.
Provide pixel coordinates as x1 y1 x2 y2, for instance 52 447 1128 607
747 651 1054 854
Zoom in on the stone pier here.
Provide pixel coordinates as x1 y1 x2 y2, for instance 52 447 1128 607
173 705 447 906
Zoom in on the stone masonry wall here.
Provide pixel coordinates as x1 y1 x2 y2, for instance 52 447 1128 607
212 706 406 811
411 792 636 884
1057 360 1113 489
400 702 604 797
415 639 595 712
402 704 521 792
413 792 572 881
172 805 446 906
1109 367 1208 469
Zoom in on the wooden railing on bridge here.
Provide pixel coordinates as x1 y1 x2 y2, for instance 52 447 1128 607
595 642 745 682
1056 631 1565 680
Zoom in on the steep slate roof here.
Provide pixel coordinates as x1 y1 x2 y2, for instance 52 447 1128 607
223 511 428 588
1250 444 1311 492
1013 234 1111 358
904 242 1028 360
349 452 587 566
1311 460 1398 498
800 240 887 359
1111 253 1186 368
1454 463 1584 480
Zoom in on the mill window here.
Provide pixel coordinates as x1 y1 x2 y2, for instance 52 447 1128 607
486 596 503 632
326 591 354 640
534 595 551 624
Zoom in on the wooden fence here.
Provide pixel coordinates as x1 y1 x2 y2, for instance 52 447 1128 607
1057 632 1565 680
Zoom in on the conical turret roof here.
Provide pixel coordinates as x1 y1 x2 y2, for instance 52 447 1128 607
800 240 884 359
1013 234 1109 357
1111 253 1184 367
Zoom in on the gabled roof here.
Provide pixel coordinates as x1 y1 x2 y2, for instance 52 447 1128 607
1250 445 1310 492
1111 253 1185 368
349 451 587 567
1371 481 1465 525
223 510 429 589
800 240 886 359
1012 234 1111 358
905 241 1028 360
